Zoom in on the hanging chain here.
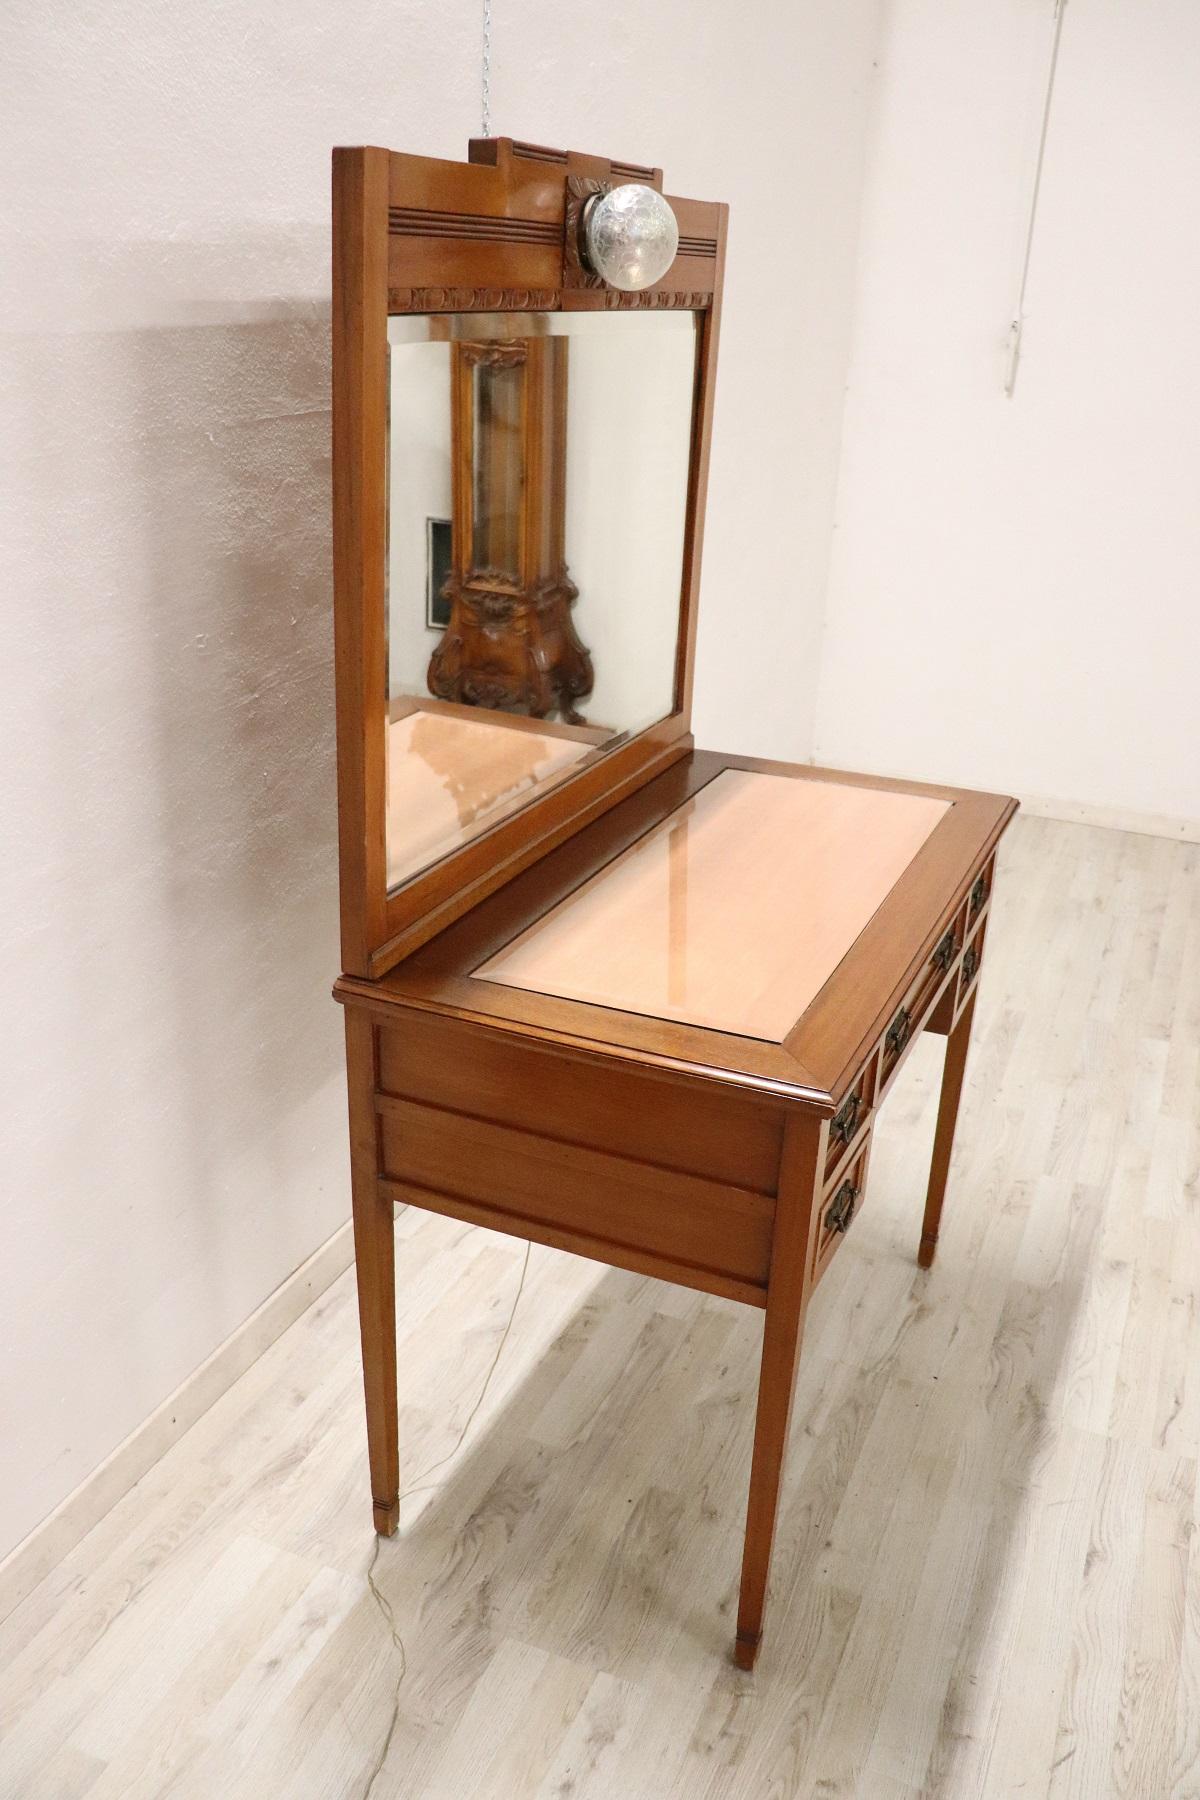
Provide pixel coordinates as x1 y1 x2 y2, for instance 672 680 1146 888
481 0 492 136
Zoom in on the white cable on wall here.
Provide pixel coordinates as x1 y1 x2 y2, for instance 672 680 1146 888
1005 0 1069 396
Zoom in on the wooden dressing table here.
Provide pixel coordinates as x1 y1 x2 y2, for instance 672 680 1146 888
331 138 1017 1670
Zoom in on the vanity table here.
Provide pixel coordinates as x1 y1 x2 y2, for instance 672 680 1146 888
331 138 1017 1670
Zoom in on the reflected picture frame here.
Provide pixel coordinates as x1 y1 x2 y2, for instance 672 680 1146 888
425 517 452 631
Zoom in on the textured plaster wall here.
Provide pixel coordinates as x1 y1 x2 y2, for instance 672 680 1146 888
1 0 883 1563
815 0 1200 823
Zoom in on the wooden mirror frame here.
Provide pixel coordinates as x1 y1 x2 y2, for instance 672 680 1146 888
332 138 728 978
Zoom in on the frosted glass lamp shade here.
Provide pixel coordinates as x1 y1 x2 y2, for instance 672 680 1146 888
582 185 679 292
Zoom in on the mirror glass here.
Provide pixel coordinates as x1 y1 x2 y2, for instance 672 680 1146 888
385 309 699 894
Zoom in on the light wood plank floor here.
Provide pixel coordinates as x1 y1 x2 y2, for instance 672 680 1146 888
2 815 1198 1799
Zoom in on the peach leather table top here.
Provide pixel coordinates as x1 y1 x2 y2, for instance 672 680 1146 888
473 768 951 1042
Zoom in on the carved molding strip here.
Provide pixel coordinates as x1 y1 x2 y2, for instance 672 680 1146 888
388 207 560 246
389 287 561 311
677 236 718 259
504 142 656 184
389 284 708 312
511 140 569 165
459 342 528 368
602 289 711 310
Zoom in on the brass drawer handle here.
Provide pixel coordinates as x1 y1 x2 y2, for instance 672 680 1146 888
830 1091 860 1146
825 1180 859 1235
932 927 958 972
885 1007 911 1058
969 873 989 918
962 944 980 983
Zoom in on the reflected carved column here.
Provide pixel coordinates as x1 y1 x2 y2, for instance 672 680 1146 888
427 337 593 723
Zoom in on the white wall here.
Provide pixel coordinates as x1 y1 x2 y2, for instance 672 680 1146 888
815 0 1200 826
385 311 694 738
387 333 453 696
1 0 884 1564
562 312 693 734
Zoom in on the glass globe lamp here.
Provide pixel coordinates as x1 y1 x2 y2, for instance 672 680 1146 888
581 185 679 292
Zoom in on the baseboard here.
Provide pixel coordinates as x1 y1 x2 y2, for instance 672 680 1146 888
0 1219 355 1627
807 747 1199 846
1018 792 1200 844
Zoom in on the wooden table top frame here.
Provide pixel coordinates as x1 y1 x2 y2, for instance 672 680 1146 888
331 138 1018 1671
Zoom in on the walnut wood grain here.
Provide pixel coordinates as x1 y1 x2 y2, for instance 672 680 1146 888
345 749 1014 1107
734 1114 826 1669
344 1011 398 1534
375 1007 785 1194
427 335 593 721
335 743 1014 1665
332 147 390 972
334 139 728 978
332 136 1019 1672
920 987 978 1269
376 1095 774 1292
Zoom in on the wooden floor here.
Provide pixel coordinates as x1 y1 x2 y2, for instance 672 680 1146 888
3 814 1198 1800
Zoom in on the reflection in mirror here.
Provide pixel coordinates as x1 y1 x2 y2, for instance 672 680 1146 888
385 309 698 893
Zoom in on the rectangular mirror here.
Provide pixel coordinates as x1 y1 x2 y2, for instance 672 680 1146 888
384 309 699 894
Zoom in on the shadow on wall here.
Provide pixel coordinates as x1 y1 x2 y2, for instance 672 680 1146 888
129 292 344 1289
15 247 345 1335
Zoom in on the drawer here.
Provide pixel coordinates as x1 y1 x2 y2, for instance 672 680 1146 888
812 1135 872 1287
376 1010 785 1196
878 915 963 1090
822 1055 876 1185
376 1094 775 1291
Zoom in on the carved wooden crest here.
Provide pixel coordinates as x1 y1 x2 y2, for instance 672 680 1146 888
562 176 610 291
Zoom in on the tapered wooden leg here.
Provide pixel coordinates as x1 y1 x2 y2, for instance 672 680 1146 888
734 1118 823 1670
345 1011 399 1535
919 987 977 1270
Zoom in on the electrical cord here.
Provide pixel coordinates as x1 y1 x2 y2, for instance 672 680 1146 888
359 1237 532 1800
